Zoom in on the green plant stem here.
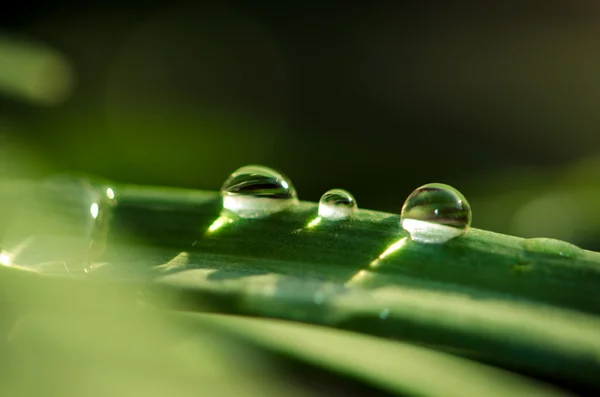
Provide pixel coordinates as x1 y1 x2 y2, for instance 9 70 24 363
109 185 600 315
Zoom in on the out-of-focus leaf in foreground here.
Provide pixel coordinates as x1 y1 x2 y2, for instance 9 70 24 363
189 313 571 397
0 268 311 397
0 266 571 397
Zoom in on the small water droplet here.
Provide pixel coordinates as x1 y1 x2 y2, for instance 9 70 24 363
318 189 357 220
220 165 298 218
522 237 583 259
400 183 471 244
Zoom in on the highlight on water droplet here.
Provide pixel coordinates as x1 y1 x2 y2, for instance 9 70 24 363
400 183 471 244
0 251 11 266
318 189 357 220
220 165 298 218
90 203 99 219
106 187 115 200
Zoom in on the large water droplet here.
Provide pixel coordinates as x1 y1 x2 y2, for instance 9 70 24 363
220 165 298 218
318 189 357 220
0 175 117 273
400 183 471 243
522 237 583 259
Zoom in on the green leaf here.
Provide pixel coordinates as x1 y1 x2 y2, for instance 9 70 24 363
187 313 571 397
98 185 600 389
2 180 600 393
0 274 311 397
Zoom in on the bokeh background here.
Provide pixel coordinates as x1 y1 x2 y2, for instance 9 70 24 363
2 2 600 249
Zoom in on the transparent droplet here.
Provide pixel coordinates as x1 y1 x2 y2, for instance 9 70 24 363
522 237 583 259
318 189 357 220
0 175 117 274
400 183 471 243
220 165 298 218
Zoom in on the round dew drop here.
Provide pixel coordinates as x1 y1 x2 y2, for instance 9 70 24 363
400 183 471 243
318 189 357 220
220 165 298 218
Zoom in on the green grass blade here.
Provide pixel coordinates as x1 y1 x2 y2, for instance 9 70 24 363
108 185 600 315
186 313 572 397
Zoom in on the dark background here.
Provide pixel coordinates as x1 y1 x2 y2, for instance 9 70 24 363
2 2 600 248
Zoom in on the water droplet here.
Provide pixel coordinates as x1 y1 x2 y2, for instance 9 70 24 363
522 237 583 259
0 175 117 273
318 189 357 220
220 165 298 218
400 183 471 243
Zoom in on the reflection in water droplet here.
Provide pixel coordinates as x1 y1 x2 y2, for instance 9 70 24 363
220 165 298 218
318 189 357 220
522 237 583 259
400 183 471 243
